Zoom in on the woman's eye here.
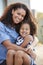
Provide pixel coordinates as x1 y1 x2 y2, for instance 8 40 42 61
17 13 24 17
22 15 24 17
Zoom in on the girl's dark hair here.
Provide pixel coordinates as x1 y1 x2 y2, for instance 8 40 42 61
0 3 31 27
15 20 37 36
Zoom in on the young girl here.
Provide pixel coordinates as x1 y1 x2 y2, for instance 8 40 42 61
7 20 39 65
16 21 34 48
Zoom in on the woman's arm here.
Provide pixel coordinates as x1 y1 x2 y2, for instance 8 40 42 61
27 48 36 60
30 36 39 48
25 36 38 60
2 40 29 54
25 36 39 54
4 40 36 60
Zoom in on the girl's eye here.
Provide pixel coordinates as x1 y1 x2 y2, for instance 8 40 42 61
17 13 20 15
26 28 28 30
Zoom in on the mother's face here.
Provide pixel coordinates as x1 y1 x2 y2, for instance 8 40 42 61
12 8 26 24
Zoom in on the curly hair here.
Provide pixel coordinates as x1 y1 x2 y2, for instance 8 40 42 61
15 19 37 36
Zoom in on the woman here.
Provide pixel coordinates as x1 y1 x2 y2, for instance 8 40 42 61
0 3 38 65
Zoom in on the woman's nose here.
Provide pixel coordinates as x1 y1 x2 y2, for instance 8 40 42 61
19 16 22 20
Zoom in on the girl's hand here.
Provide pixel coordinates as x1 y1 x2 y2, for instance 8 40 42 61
24 35 33 43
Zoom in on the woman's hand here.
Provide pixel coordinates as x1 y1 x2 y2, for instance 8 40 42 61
25 47 36 60
26 46 33 54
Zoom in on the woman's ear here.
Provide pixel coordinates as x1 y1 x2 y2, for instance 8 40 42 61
12 9 15 14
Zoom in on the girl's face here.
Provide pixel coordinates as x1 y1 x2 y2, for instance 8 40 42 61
12 8 26 24
20 23 30 38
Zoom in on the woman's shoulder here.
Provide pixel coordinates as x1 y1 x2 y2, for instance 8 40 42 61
0 21 5 30
0 21 5 27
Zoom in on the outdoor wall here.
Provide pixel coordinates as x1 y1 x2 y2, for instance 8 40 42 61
37 13 43 43
7 0 30 8
0 0 4 17
0 0 30 17
0 0 7 17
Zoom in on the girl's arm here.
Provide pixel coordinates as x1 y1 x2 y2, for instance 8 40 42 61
20 35 33 47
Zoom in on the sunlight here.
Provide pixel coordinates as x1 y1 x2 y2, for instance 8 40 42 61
30 0 43 12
